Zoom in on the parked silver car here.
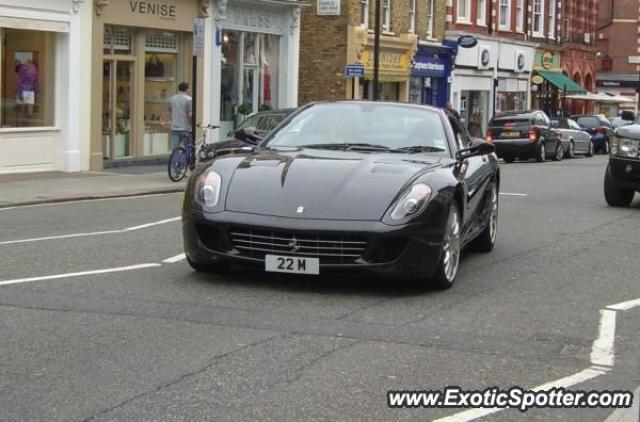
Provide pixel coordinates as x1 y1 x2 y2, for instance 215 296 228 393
550 117 594 158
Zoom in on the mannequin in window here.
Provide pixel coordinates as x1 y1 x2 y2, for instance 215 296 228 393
16 58 38 126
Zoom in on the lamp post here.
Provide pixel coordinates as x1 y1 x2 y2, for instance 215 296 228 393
373 0 381 100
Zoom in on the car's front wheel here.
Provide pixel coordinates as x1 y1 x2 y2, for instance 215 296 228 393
566 141 575 159
430 203 462 290
604 167 635 207
536 141 546 162
586 141 594 157
553 141 564 161
471 184 498 252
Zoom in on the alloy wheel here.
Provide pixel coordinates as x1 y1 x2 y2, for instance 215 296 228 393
488 186 498 244
442 206 461 282
569 142 575 158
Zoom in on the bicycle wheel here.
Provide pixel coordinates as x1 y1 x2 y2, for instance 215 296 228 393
168 147 188 182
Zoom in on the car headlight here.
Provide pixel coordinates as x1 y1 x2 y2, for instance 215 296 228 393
195 170 222 208
611 136 640 158
390 183 432 220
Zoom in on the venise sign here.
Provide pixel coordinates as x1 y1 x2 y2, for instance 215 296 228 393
129 1 177 19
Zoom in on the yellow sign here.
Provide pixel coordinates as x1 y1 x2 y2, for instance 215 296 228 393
532 75 544 85
542 52 554 69
360 49 411 81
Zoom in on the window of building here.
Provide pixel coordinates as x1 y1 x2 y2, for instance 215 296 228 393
477 0 486 26
426 0 435 37
0 28 56 128
515 0 524 31
547 0 556 38
360 0 369 28
499 0 511 30
382 0 391 31
457 0 470 23
220 31 280 137
533 0 544 37
408 0 416 33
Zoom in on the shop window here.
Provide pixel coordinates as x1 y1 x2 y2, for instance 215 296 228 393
220 31 279 137
104 26 133 55
0 28 56 128
143 30 181 156
460 90 489 137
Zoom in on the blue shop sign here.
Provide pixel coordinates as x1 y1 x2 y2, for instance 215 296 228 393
412 55 447 78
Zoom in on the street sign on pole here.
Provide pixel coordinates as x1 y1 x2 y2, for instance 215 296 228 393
193 17 205 58
344 64 365 78
628 56 640 65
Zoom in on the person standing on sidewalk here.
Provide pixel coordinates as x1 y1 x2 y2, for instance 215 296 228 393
167 82 193 150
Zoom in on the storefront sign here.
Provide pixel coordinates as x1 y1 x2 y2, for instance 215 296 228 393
317 0 340 15
412 56 446 78
225 4 281 33
458 35 478 49
361 49 411 81
515 51 526 72
478 46 491 69
534 51 561 71
129 1 176 19
345 63 365 77
532 75 544 85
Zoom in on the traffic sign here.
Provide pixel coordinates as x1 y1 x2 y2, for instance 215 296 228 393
628 56 640 64
345 63 365 78
193 17 205 57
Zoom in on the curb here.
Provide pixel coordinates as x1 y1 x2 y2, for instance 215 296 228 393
0 187 184 209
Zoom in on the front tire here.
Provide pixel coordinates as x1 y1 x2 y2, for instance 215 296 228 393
565 141 575 159
430 203 462 290
553 141 564 161
471 184 498 252
586 141 594 157
604 167 635 207
536 141 546 162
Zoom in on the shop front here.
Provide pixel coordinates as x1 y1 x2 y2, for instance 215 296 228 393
531 50 585 116
209 0 302 141
409 43 454 107
346 27 416 102
448 33 534 137
0 1 92 174
90 0 207 169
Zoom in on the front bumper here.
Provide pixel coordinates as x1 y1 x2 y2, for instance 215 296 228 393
183 209 446 279
492 139 537 158
608 158 640 191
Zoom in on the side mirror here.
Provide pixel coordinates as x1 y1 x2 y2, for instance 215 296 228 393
456 142 495 161
234 126 263 144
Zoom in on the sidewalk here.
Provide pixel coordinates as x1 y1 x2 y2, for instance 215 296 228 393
0 166 186 208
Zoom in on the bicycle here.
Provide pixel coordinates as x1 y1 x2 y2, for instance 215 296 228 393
167 124 219 182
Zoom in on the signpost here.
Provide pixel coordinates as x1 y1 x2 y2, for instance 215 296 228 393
192 17 205 147
345 63 365 99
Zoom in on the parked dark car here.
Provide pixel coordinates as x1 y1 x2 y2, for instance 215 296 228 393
183 101 500 289
604 123 640 207
572 114 613 154
486 110 563 163
550 117 594 158
199 108 296 161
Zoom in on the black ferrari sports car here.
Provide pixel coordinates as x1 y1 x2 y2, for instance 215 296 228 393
182 101 500 288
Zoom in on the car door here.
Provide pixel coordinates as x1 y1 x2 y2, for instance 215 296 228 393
568 119 589 153
539 112 559 153
449 116 493 237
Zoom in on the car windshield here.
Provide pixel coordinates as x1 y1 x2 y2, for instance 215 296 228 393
265 103 450 155
576 116 601 128
237 112 287 132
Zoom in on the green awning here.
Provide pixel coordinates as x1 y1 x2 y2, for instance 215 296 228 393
537 71 586 94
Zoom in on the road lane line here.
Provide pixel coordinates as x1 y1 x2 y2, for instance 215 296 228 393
591 309 617 367
0 192 182 212
0 263 161 287
0 217 180 245
433 367 608 422
607 297 640 311
162 253 186 263
499 192 528 197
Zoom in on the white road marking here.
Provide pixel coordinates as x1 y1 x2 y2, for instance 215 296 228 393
0 263 161 287
499 192 528 197
590 309 617 367
607 297 640 312
162 253 186 263
0 192 182 212
0 217 180 245
433 367 608 422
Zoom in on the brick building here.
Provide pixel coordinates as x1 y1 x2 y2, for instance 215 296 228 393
298 0 453 105
597 0 639 115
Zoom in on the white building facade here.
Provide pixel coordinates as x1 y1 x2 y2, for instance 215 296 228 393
0 0 92 174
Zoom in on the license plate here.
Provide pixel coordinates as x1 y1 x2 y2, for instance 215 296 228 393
265 255 320 275
501 131 521 138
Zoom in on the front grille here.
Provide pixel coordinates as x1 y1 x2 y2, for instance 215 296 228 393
228 227 368 265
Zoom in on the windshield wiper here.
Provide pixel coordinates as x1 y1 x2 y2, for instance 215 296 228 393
397 145 446 154
301 143 402 152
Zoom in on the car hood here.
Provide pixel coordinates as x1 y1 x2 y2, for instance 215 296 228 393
222 148 445 220
615 123 640 140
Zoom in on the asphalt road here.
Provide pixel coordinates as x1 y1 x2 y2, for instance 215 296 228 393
0 155 638 422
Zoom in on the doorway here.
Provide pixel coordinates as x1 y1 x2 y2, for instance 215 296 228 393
102 59 134 159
